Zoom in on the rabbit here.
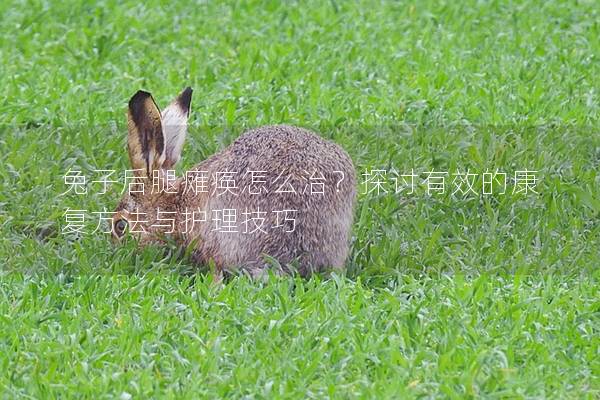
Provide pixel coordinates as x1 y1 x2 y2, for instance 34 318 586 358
112 87 356 279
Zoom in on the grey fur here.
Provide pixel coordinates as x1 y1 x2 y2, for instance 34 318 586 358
115 90 356 278
178 125 356 277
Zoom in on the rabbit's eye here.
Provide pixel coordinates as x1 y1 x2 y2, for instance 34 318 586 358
115 219 128 236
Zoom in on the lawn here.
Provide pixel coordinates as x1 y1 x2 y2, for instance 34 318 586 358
0 0 599 398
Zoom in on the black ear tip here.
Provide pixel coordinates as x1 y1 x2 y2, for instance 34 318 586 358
129 90 152 108
177 87 193 113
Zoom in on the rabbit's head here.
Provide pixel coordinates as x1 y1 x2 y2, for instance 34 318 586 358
112 88 192 243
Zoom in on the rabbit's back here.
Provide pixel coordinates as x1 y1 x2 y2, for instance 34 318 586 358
184 125 356 277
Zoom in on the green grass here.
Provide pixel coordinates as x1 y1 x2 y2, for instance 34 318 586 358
1 0 599 398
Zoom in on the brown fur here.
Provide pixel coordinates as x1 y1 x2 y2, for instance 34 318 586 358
114 89 356 278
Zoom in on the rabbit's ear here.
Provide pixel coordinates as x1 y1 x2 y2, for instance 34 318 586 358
161 87 192 169
127 90 165 177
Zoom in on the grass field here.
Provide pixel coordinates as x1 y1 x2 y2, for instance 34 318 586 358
1 0 599 398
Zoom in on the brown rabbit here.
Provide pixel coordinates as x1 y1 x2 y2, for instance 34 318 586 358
112 88 356 278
